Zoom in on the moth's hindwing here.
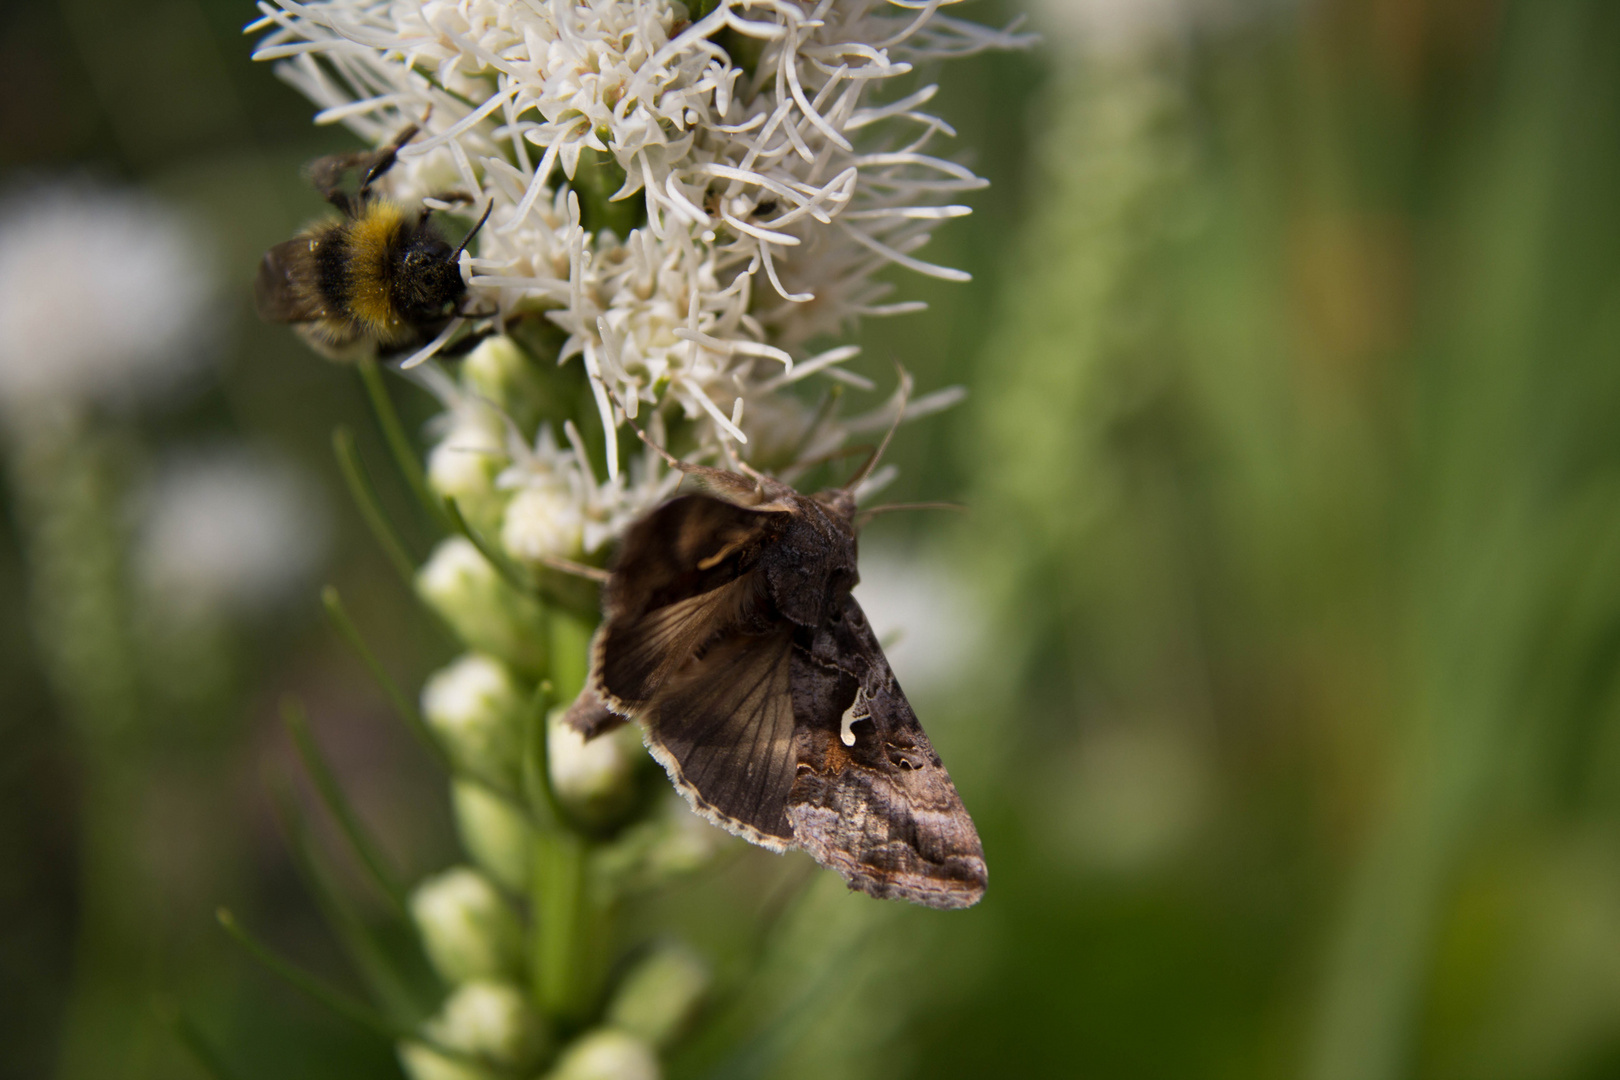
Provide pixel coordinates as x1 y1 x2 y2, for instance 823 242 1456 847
786 594 987 909
592 494 798 847
638 627 799 849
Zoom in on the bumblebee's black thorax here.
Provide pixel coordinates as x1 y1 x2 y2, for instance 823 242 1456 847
312 202 465 340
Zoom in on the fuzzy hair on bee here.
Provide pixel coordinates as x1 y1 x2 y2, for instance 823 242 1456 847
255 124 490 360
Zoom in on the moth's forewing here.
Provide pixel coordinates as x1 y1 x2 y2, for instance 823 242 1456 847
254 238 323 324
596 495 784 709
787 594 987 910
602 494 785 623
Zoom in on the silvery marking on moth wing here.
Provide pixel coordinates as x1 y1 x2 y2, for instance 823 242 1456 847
564 442 986 911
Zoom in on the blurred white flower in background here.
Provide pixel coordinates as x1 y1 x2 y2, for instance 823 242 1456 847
852 544 983 696
0 181 217 411
133 447 329 617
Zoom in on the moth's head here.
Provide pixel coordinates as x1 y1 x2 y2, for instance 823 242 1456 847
813 486 858 524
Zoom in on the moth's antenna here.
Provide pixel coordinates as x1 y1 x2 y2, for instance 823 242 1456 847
631 422 700 475
451 201 495 261
533 553 611 583
630 421 776 502
843 366 912 493
854 501 966 529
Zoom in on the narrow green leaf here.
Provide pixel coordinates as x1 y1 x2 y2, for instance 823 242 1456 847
281 697 409 918
322 586 449 771
216 907 407 1042
154 1001 243 1080
332 425 420 589
269 780 432 1025
443 496 535 595
357 356 452 532
216 908 515 1076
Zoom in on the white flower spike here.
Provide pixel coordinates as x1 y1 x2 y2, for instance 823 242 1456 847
251 0 1029 470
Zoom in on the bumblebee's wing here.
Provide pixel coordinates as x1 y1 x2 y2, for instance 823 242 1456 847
595 494 787 709
255 237 325 324
787 594 987 909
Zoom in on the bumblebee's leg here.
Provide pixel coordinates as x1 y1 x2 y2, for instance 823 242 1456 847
308 123 424 213
358 123 421 196
308 150 376 215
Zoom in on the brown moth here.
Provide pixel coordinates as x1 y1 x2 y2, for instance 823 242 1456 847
564 405 987 910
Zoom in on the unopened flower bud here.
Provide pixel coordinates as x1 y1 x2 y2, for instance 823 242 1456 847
451 779 533 894
463 336 553 438
417 538 547 676
424 979 549 1069
548 706 641 827
596 793 726 895
422 654 529 794
605 944 709 1049
502 483 586 566
409 867 525 984
398 1042 495 1080
427 409 508 539
543 1029 660 1080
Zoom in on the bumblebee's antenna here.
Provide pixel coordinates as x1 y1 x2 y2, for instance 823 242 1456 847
452 201 495 262
843 366 912 493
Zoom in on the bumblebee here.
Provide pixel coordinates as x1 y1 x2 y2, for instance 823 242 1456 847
255 125 490 359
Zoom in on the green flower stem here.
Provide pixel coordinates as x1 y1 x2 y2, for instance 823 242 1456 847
547 609 593 703
8 410 141 736
529 607 610 1025
532 828 607 1027
523 682 568 830
8 411 154 1080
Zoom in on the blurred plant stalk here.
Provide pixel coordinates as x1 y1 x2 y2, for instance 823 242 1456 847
6 407 156 1080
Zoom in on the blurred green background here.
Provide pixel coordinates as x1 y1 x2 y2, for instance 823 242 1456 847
8 0 1620 1077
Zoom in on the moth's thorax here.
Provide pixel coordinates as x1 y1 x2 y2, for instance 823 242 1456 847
759 491 859 628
